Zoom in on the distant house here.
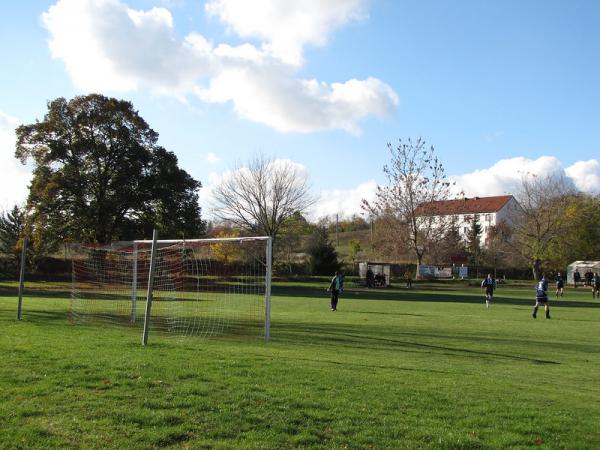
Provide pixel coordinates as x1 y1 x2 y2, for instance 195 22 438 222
415 195 521 245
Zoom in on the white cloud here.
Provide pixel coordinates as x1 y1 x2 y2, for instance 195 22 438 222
42 0 214 96
451 156 600 197
565 160 600 194
197 69 397 133
205 152 221 163
0 111 32 209
310 180 378 221
42 0 397 133
205 0 367 66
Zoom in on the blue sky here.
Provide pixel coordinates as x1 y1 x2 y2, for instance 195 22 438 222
1 0 599 219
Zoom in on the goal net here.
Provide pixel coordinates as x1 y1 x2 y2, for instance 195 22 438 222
70 236 272 342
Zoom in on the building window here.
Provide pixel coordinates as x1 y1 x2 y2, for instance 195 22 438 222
485 214 492 222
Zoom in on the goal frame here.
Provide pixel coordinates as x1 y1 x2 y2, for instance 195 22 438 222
132 233 273 345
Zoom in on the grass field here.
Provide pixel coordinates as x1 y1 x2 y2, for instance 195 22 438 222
1 279 600 449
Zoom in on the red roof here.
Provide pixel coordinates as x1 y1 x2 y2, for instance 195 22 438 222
416 195 514 216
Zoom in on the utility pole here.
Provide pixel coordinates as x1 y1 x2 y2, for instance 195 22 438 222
336 214 339 247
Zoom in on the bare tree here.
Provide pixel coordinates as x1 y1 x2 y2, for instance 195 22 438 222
513 173 574 280
212 155 314 239
484 220 519 277
363 138 453 273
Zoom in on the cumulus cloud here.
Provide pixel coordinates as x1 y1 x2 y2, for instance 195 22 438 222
310 180 377 220
197 68 397 133
451 156 600 197
205 0 367 66
42 0 397 133
565 160 600 193
205 152 221 164
43 0 213 96
0 111 32 209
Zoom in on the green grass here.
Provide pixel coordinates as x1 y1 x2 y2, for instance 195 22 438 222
2 279 600 449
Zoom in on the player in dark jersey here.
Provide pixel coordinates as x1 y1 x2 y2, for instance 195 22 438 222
555 272 564 297
481 274 496 308
593 272 600 299
327 271 344 311
585 270 594 287
573 268 581 288
532 274 550 319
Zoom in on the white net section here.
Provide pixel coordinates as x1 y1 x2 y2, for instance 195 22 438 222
70 238 269 339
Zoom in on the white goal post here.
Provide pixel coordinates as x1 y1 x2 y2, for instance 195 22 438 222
70 233 273 345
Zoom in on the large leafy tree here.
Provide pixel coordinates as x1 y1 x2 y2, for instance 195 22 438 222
546 193 600 268
15 94 204 250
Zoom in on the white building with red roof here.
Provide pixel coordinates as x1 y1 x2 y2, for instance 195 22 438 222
416 195 521 244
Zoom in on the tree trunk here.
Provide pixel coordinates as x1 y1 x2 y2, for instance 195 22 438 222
415 253 423 280
532 258 541 280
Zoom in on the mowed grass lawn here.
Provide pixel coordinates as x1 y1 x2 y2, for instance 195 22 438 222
1 279 600 449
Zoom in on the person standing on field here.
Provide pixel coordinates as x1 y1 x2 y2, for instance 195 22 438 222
593 272 600 299
555 272 565 298
327 271 343 311
533 274 551 319
573 268 581 288
481 273 496 308
585 270 594 287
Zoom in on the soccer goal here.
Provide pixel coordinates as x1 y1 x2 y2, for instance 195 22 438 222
70 234 272 344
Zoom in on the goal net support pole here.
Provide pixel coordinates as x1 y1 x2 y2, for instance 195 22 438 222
131 242 138 322
142 229 158 346
265 237 272 341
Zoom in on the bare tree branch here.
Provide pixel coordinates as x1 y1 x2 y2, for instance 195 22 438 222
363 138 454 273
212 155 315 240
512 172 575 279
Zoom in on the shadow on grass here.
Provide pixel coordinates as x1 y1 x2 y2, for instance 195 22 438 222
271 320 561 366
274 285 600 309
0 286 70 300
3 308 68 324
4 283 598 311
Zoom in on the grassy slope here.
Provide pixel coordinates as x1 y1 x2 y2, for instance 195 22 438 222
1 280 600 449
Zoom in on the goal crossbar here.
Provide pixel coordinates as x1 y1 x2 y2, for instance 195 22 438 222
133 236 271 244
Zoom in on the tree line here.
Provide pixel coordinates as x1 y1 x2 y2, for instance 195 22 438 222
2 94 598 279
363 139 600 279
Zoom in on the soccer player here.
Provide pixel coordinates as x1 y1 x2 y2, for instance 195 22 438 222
593 272 600 299
327 271 343 311
585 270 594 287
555 272 565 297
481 273 496 308
573 268 581 288
532 274 550 319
